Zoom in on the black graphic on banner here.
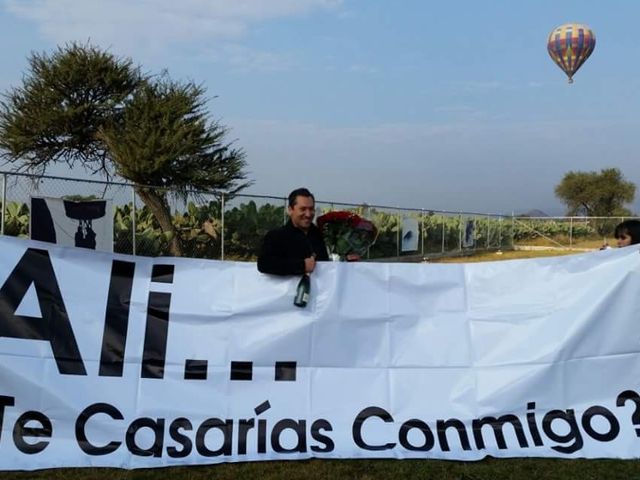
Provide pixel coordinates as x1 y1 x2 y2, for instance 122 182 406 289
1 390 636 459
151 264 174 283
30 197 110 250
141 292 171 379
351 397 626 455
64 200 106 249
230 361 253 381
99 260 136 377
275 361 297 381
29 198 57 244
0 248 86 375
184 360 208 380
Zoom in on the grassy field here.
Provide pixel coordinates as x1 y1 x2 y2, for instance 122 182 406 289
513 237 610 250
3 247 638 479
2 457 640 480
432 248 581 263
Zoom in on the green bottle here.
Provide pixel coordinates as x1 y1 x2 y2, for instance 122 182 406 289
294 274 310 308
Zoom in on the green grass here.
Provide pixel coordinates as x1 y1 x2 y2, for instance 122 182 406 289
2 458 640 479
432 249 581 263
513 237 610 249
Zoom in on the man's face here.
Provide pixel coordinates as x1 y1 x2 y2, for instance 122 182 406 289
288 195 315 231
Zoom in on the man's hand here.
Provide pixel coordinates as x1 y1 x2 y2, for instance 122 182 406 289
304 256 316 273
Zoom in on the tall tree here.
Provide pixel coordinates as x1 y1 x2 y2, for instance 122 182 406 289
0 43 250 256
555 168 636 217
98 78 250 255
0 43 143 175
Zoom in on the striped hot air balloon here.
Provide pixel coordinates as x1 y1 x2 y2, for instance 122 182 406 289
547 23 596 83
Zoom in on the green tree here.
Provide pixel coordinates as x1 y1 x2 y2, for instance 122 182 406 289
555 168 636 217
0 43 250 256
99 77 250 255
225 201 285 259
0 43 143 174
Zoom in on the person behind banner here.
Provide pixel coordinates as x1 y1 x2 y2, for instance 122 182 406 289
614 219 640 247
257 188 329 275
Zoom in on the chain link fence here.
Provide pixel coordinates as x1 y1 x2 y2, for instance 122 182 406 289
511 216 636 250
5 170 627 261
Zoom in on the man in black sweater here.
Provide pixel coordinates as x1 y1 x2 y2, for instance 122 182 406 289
257 188 328 275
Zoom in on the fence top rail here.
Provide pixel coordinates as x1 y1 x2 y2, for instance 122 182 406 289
0 169 231 196
514 216 640 220
2 169 134 188
312 200 510 218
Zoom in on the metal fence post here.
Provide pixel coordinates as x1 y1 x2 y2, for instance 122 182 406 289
458 213 462 251
221 193 225 260
486 215 490 249
1 173 6 236
473 215 478 251
421 209 425 256
131 186 137 255
396 213 400 257
569 217 573 250
283 197 288 225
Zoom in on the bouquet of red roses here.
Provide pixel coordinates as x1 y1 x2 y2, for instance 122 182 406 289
316 211 378 260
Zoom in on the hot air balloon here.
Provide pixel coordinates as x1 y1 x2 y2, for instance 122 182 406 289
547 23 596 83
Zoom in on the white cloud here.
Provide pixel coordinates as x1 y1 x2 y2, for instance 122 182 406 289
3 0 342 57
457 80 506 92
348 64 378 74
433 105 486 118
205 44 293 72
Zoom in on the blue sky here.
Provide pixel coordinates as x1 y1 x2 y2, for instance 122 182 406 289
1 0 639 215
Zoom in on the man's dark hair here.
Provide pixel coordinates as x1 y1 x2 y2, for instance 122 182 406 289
614 219 640 245
288 188 315 208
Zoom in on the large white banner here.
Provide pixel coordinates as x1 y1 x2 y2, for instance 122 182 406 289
0 236 639 470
